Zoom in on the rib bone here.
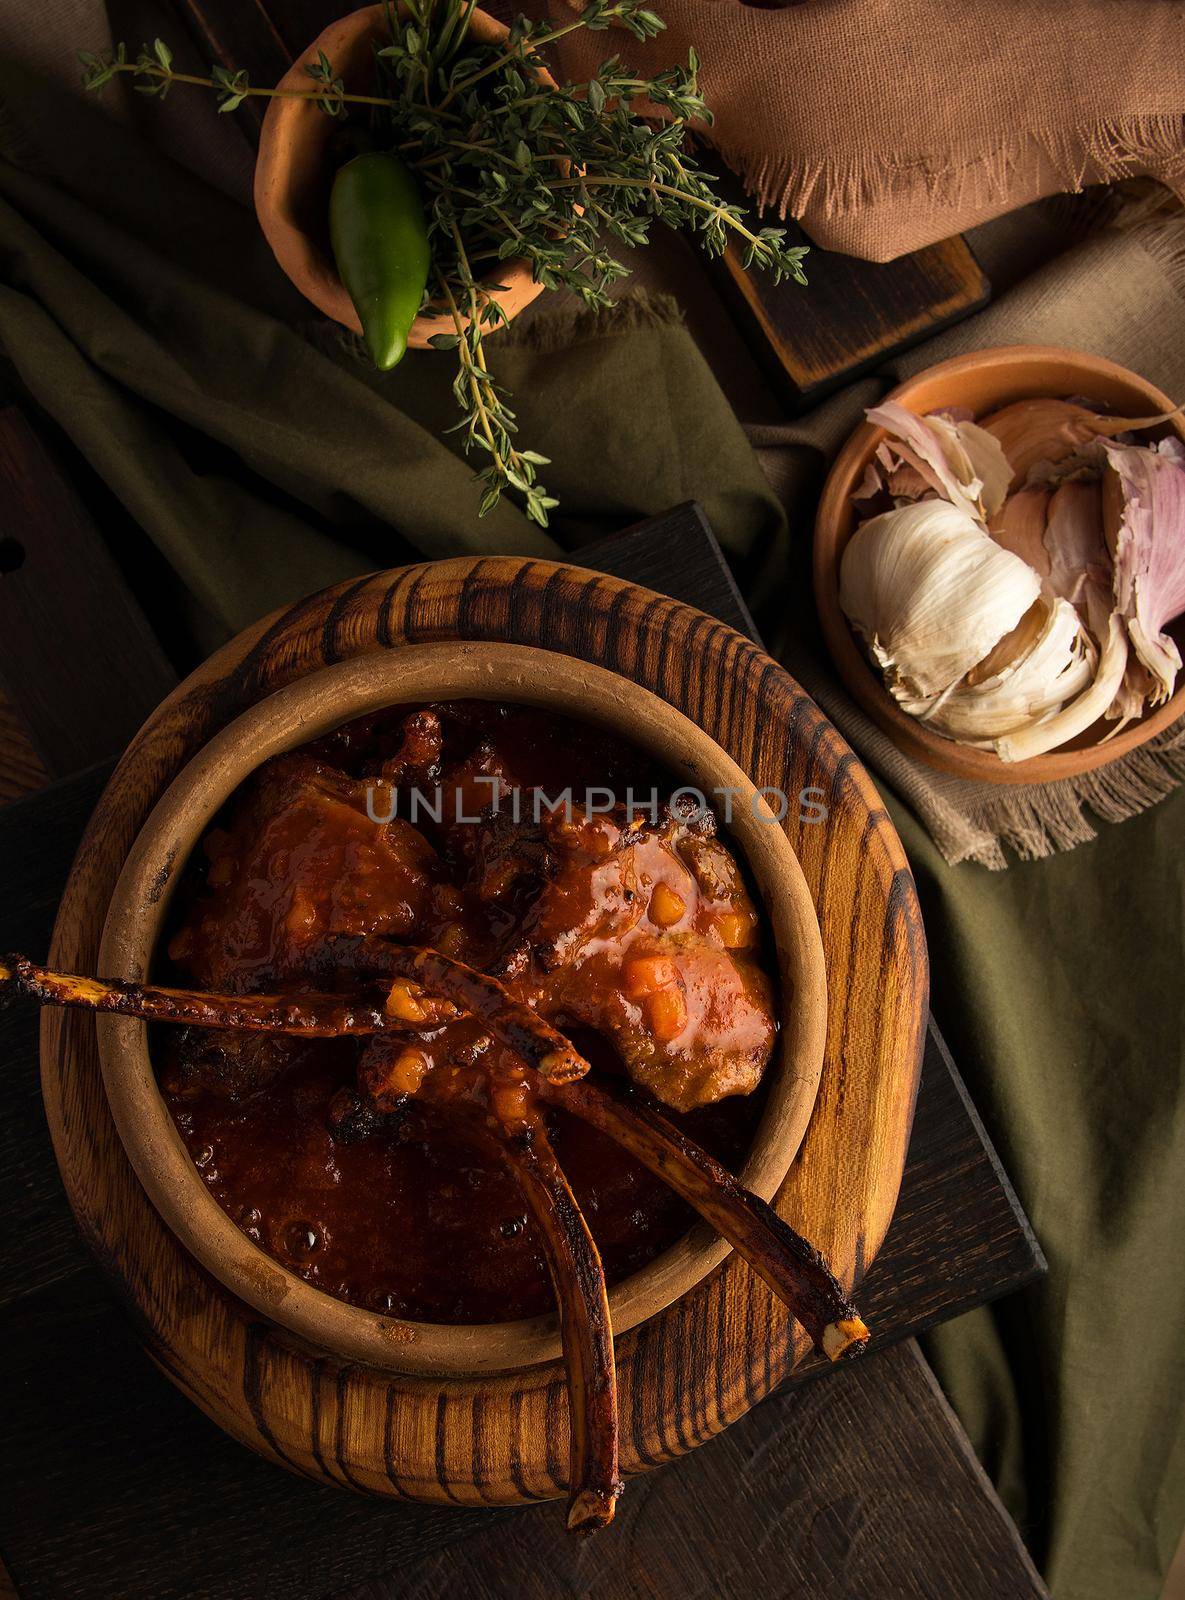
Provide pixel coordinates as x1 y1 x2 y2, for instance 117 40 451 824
479 1119 622 1532
318 935 591 1084
0 953 415 1036
545 1074 870 1361
1 948 589 1084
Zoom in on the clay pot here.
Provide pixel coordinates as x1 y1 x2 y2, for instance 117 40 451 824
253 5 550 347
813 345 1185 785
96 643 828 1374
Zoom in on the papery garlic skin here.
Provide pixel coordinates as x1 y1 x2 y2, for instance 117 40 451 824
839 501 1041 699
1102 439 1185 704
866 401 1010 523
895 596 1095 743
944 418 1013 519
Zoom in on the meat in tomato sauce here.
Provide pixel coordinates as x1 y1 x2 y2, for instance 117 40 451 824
158 701 776 1323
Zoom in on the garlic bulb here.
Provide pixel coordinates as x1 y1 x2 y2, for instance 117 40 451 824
838 501 1041 699
843 392 1185 763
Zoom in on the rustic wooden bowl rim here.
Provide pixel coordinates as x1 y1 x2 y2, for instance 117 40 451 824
813 343 1185 787
252 4 549 347
95 641 828 1376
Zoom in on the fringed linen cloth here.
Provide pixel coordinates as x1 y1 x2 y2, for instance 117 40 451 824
546 0 1185 261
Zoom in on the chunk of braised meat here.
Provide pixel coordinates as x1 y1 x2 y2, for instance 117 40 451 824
501 804 777 1114
378 709 444 785
356 1018 544 1135
432 738 518 861
158 1026 301 1102
325 1085 410 1145
468 805 549 906
167 754 450 991
301 706 444 782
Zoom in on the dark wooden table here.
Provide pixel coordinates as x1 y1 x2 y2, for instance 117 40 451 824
0 403 1048 1597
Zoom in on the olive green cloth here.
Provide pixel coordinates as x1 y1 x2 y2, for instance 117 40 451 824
0 66 783 654
0 56 1182 1600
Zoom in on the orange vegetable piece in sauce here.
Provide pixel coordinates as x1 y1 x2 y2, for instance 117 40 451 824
649 882 686 927
385 977 430 1024
622 954 678 999
714 912 754 950
645 986 689 1042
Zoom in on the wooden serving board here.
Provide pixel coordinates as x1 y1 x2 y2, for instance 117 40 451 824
702 160 991 411
41 556 928 1505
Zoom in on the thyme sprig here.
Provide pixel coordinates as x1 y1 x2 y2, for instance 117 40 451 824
81 1 808 526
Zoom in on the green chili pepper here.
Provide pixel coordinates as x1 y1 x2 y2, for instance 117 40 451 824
330 151 431 371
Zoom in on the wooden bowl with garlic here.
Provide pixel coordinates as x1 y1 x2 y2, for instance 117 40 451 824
814 346 1185 785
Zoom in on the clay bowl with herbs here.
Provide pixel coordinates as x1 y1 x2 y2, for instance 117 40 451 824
254 4 549 349
814 345 1185 786
37 644 859 1516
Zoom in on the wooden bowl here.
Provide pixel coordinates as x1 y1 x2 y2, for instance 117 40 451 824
814 345 1185 785
95 642 828 1376
253 5 549 347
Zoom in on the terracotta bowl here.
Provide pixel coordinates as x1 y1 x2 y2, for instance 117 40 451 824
814 345 1185 786
253 5 550 346
95 643 828 1375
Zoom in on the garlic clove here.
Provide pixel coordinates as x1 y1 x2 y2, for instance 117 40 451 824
839 500 1042 699
1101 438 1185 704
977 399 1101 487
897 596 1095 744
1043 480 1108 614
989 485 1052 577
995 585 1129 761
964 598 1049 685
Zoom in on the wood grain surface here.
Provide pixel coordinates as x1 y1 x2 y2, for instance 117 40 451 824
344 1341 1046 1600
41 556 928 1508
0 690 47 805
704 162 990 412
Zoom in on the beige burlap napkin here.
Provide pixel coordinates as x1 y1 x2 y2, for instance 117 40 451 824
747 200 1185 869
548 0 1185 263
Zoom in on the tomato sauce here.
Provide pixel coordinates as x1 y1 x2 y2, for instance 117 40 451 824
158 702 773 1323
